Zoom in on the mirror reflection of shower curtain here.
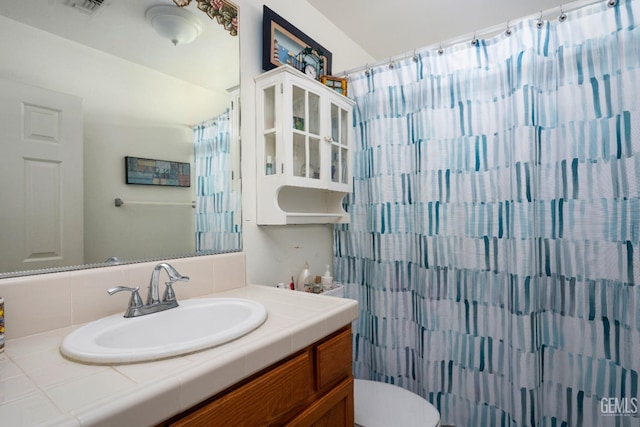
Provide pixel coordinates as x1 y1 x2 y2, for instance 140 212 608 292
194 110 242 252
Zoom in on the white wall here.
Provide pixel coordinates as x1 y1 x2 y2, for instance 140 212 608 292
236 0 374 285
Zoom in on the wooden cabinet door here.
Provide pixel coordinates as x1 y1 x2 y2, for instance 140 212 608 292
315 328 352 391
286 377 354 427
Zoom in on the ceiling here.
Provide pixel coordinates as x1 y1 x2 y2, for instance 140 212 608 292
306 0 574 60
1 0 587 88
0 0 239 93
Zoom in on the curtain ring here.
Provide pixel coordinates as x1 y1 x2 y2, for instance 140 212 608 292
471 33 478 46
505 20 512 36
608 0 617 7
437 43 444 55
412 49 419 62
558 6 567 22
365 64 370 77
536 11 544 29
388 58 394 69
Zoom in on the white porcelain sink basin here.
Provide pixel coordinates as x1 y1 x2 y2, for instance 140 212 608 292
60 298 267 364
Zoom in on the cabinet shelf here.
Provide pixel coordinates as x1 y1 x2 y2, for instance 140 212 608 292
255 65 354 225
275 185 348 225
256 184 348 225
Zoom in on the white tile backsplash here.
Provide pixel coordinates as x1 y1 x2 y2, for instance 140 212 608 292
0 273 73 339
0 253 246 340
213 252 246 292
69 265 129 324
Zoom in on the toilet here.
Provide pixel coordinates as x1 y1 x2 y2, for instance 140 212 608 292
354 379 441 427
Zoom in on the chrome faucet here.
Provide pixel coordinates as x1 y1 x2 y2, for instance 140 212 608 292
147 262 190 305
107 262 190 318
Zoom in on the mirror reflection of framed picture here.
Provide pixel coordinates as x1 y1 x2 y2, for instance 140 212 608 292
262 5 332 77
125 156 191 187
320 75 348 97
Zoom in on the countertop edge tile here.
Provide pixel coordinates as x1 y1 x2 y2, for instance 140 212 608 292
175 350 247 412
70 375 181 427
34 414 81 427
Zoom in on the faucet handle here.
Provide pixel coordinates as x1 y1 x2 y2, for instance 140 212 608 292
163 281 176 302
162 276 189 302
107 286 143 309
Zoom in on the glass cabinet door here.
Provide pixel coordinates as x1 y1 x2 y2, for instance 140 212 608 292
292 85 321 180
330 103 349 184
263 85 276 176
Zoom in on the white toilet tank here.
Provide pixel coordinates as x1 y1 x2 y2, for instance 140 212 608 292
354 379 441 427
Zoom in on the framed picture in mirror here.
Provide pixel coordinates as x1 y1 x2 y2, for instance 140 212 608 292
125 156 191 187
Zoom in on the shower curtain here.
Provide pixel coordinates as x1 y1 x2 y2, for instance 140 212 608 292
334 1 639 426
194 110 242 252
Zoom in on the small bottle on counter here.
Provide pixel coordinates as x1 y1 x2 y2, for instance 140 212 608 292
297 261 312 291
312 276 323 293
321 265 333 289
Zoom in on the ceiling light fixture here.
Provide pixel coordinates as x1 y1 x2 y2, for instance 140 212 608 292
173 0 239 36
145 5 202 46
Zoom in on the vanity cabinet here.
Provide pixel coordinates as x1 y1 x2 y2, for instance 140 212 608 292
164 326 353 426
255 65 354 225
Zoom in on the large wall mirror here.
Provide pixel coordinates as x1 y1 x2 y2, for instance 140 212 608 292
0 0 241 278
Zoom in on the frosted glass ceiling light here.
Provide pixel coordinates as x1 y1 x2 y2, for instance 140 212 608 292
146 5 202 46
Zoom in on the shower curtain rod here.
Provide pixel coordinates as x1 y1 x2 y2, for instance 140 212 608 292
339 0 617 77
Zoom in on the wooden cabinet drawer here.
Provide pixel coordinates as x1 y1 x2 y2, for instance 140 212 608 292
170 350 314 427
314 328 352 391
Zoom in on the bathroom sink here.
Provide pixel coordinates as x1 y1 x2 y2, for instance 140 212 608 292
60 298 268 364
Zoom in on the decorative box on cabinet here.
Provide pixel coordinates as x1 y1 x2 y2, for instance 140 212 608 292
163 326 354 426
255 65 354 225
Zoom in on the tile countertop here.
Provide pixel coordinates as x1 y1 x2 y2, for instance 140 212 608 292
0 285 358 427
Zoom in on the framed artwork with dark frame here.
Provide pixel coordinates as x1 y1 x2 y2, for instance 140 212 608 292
125 156 191 187
262 5 332 79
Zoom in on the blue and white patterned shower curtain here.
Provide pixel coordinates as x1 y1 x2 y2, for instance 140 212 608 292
335 1 640 426
194 110 242 252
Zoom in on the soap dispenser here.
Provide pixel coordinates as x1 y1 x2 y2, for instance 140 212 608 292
297 261 312 291
321 265 333 288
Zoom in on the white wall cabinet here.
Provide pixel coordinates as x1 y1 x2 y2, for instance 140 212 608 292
255 65 354 225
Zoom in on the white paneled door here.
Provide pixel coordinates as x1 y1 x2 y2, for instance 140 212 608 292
0 78 83 273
